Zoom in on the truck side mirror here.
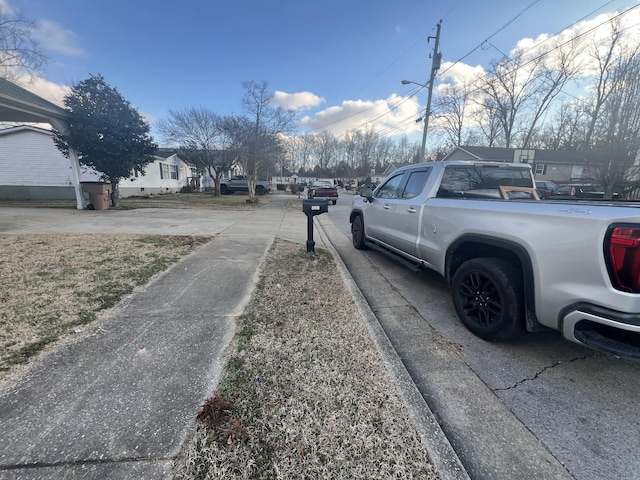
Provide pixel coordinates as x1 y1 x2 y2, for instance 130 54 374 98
362 188 374 201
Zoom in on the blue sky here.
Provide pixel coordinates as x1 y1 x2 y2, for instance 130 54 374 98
6 0 640 144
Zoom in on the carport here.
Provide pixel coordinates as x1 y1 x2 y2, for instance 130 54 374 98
0 77 84 209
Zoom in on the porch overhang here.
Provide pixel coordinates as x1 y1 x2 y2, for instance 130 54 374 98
0 78 85 209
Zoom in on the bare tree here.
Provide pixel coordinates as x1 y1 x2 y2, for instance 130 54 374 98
432 82 473 149
519 36 581 147
389 135 420 165
313 130 338 174
156 108 236 195
476 51 542 148
587 55 640 198
0 6 48 79
347 127 381 178
286 134 315 174
470 96 503 147
582 18 635 148
538 100 589 150
240 80 296 202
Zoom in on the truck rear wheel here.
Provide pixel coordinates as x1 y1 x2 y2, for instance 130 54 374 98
256 185 266 195
451 257 524 341
351 215 367 250
220 184 229 195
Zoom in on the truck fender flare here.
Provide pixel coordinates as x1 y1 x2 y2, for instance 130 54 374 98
445 234 539 329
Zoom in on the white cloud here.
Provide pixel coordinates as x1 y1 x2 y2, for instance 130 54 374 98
32 19 83 57
271 90 325 111
508 9 640 77
438 61 486 86
0 0 16 14
299 94 421 138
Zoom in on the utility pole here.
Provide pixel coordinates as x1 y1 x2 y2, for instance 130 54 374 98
420 20 442 162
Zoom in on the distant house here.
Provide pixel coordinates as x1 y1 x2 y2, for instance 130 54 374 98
121 148 201 197
442 146 604 183
0 125 199 200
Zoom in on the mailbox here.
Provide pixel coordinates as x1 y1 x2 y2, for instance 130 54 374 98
302 198 329 215
302 198 330 252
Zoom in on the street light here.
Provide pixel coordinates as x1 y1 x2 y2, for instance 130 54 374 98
402 79 431 162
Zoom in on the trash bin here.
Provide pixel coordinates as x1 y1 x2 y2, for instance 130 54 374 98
80 182 111 210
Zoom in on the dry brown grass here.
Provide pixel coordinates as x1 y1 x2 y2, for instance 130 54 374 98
0 192 273 210
173 240 437 479
0 234 210 377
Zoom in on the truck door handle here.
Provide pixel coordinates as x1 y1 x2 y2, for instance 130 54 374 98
407 207 417 213
384 204 391 209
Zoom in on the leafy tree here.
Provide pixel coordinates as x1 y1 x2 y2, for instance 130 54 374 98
54 75 157 207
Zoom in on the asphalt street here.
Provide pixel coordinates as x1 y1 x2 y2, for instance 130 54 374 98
328 193 640 480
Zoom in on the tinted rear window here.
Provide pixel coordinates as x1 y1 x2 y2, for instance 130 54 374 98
437 166 533 198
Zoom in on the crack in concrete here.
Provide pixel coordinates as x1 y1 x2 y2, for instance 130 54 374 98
493 354 600 391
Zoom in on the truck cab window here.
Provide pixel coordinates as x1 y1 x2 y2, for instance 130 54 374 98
403 169 431 199
376 173 406 199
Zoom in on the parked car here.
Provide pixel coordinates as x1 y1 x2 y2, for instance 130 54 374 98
535 180 558 199
307 180 339 204
220 175 271 195
550 184 607 200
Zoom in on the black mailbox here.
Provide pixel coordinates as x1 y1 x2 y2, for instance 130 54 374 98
302 198 330 252
302 198 329 215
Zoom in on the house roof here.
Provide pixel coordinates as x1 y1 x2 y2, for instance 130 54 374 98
444 146 601 165
0 124 53 137
0 77 68 124
155 148 178 159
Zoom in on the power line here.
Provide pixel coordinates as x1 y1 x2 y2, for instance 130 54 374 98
379 2 639 139
306 1 635 140
313 1 542 136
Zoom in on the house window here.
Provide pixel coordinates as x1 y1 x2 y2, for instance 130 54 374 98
571 165 583 179
170 165 179 180
534 164 546 175
160 163 170 179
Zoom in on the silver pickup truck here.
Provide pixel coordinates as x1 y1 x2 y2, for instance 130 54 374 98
350 160 640 358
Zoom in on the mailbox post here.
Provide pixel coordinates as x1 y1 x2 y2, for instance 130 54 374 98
302 198 329 252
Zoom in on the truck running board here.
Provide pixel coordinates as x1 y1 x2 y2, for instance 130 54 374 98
575 327 640 359
364 241 422 273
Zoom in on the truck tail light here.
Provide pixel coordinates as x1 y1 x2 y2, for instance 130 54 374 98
605 225 640 293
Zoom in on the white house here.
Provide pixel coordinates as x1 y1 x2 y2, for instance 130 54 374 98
0 125 101 200
121 148 201 197
0 125 199 200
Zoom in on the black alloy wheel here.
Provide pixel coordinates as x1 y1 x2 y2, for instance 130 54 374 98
351 215 367 250
451 257 524 341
